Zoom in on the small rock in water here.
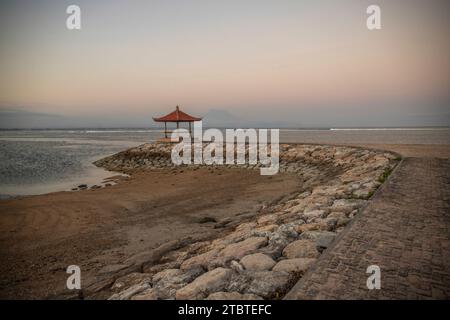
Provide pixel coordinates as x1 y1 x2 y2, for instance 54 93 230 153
78 184 87 189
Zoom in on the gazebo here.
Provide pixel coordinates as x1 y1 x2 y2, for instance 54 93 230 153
153 106 202 139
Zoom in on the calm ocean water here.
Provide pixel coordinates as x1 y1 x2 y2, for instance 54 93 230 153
1 128 449 197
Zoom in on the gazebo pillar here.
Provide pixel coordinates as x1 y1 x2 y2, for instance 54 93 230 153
164 122 167 138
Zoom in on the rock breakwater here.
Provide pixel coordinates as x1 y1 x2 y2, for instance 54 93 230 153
92 143 399 300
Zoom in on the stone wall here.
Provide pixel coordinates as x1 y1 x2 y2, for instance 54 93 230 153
92 143 399 300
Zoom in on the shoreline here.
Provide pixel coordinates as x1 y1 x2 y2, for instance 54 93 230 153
0 163 300 299
2 142 448 200
1 142 448 299
0 142 401 299
1 126 448 199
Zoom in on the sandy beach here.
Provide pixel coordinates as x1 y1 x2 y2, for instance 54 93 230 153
0 167 300 299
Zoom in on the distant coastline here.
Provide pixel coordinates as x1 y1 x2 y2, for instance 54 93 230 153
1 128 449 197
1 126 450 131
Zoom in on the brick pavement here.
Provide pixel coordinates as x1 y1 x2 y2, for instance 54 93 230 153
285 157 450 299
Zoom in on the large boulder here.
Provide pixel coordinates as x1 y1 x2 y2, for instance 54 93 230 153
175 268 234 300
245 271 293 299
152 267 204 299
330 199 365 214
302 209 326 222
282 240 319 259
295 223 321 233
259 232 291 259
272 258 316 273
240 253 276 271
257 214 279 225
180 249 220 271
214 237 268 264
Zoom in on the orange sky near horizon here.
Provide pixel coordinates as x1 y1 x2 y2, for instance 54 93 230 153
0 0 449 125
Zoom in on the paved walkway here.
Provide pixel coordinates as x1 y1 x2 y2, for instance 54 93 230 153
286 157 450 299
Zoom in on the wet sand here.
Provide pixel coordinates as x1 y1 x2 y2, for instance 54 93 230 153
0 167 300 299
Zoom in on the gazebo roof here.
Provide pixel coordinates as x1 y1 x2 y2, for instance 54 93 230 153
153 106 202 122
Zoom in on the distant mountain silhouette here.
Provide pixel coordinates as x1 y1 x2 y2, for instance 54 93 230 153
202 109 247 128
202 109 299 128
0 109 64 129
0 107 300 129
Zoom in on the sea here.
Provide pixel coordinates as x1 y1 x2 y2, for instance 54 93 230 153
1 128 449 197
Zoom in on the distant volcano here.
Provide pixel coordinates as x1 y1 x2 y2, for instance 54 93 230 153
202 109 299 128
202 109 246 128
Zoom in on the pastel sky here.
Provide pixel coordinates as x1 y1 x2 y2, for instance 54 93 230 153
0 0 449 127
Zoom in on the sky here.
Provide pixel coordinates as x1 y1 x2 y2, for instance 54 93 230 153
0 0 449 128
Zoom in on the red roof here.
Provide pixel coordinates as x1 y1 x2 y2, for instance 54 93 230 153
153 106 202 122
